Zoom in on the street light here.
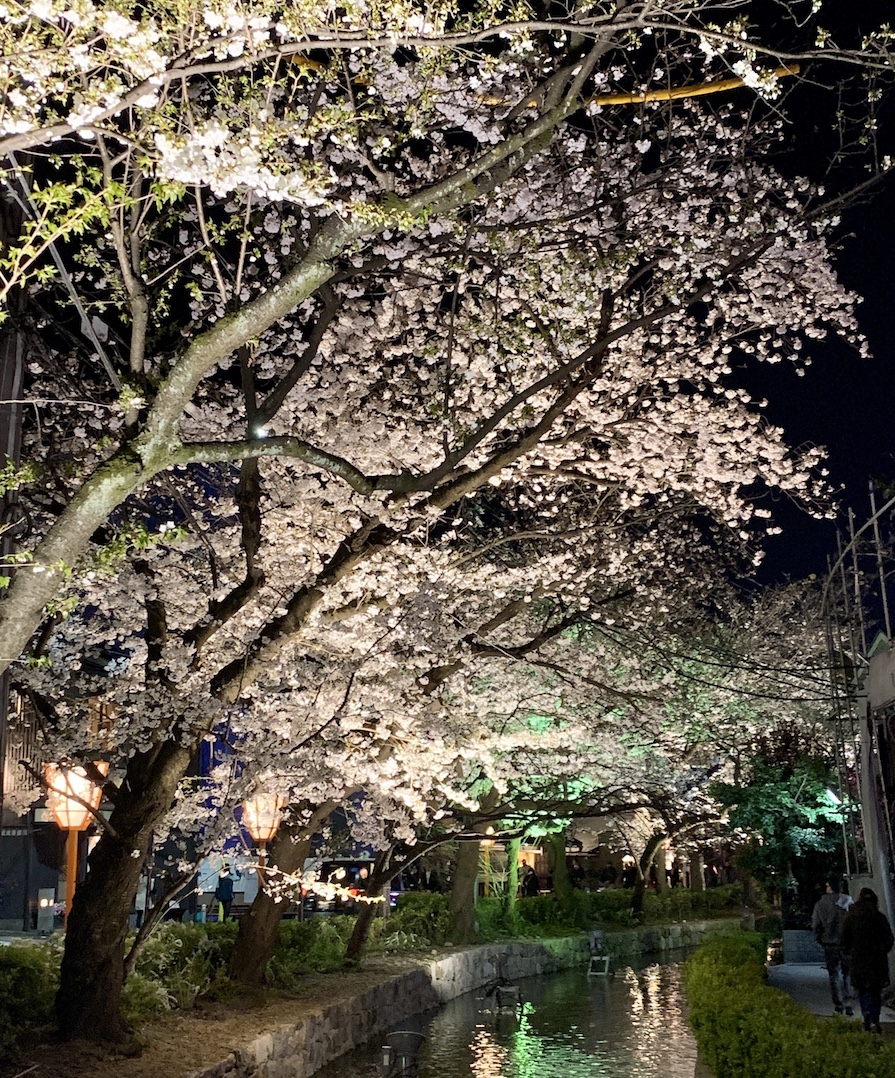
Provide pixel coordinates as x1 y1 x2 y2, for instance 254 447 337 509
44 762 107 928
241 789 287 867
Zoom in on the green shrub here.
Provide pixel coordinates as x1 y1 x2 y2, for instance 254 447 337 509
699 884 742 914
685 933 895 1077
561 889 596 931
511 890 597 935
576 884 741 930
588 889 640 926
373 929 430 952
514 893 561 929
474 897 518 941
268 916 352 987
385 892 451 945
648 884 741 924
377 883 742 948
663 887 695 922
121 971 173 1023
755 913 783 941
128 921 235 1015
0 942 58 1064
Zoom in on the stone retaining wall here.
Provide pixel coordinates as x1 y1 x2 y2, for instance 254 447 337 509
602 918 735 961
190 918 736 1078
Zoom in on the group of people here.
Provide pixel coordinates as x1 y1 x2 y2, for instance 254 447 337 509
811 875 894 1033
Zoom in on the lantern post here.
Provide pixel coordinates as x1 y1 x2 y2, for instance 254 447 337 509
44 763 107 928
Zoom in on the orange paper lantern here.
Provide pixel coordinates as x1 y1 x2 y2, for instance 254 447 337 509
45 762 107 831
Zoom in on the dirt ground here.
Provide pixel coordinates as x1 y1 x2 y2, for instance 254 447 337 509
1 953 429 1078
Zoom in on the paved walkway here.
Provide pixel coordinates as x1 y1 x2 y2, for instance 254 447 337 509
768 962 895 1028
0 931 38 942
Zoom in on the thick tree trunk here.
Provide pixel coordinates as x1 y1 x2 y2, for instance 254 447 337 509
344 892 379 961
449 792 500 943
449 839 480 944
344 853 390 961
741 871 757 906
56 740 193 1043
545 831 572 911
505 838 521 915
631 872 646 915
656 841 670 894
230 802 334 985
632 832 666 916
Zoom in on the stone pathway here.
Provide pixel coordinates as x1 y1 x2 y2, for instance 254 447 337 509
767 962 895 1028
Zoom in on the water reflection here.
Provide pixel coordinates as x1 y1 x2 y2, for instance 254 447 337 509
313 954 698 1078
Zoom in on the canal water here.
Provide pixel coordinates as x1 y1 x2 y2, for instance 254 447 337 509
313 952 700 1078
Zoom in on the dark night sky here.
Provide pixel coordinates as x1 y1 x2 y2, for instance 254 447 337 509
730 11 895 585
746 184 895 584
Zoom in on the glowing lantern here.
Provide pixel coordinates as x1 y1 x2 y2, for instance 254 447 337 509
242 790 287 865
45 762 108 927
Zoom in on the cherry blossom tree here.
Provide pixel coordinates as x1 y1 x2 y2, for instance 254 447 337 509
0 0 889 1046
26 538 828 973
0 0 890 668
214 579 831 956
12 137 861 1038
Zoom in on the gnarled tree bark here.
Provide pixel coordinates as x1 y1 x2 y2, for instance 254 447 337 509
56 740 193 1042
344 850 392 962
545 830 572 913
229 802 335 985
449 839 481 944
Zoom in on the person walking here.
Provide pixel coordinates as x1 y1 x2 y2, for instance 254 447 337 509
215 863 236 922
840 886 894 1033
811 874 851 1015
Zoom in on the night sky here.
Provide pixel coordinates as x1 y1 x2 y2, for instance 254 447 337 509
732 12 895 585
747 185 895 584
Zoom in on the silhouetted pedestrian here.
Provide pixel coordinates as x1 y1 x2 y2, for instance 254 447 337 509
569 858 585 889
841 886 894 1033
812 874 851 1015
520 864 539 897
215 863 236 921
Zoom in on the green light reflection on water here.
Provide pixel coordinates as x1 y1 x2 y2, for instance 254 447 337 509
425 958 697 1078
313 955 698 1078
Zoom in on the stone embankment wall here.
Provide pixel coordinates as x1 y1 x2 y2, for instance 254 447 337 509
191 918 735 1078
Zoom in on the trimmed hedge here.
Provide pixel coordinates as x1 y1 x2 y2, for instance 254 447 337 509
685 934 895 1078
513 883 743 932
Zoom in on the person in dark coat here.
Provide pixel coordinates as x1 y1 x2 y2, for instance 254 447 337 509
520 864 539 898
215 863 236 921
840 886 894 1033
568 858 586 889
